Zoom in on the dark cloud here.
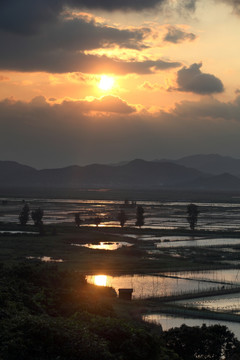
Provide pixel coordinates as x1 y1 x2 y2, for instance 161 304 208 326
164 25 196 43
0 0 62 34
176 63 224 94
1 17 149 53
183 0 197 11
0 0 201 36
0 48 180 74
171 96 240 120
0 0 165 35
0 16 180 74
70 0 164 11
1 95 240 167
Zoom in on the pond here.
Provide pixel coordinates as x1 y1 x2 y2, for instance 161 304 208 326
124 235 202 242
27 256 64 262
142 313 240 340
86 274 233 299
175 292 240 314
0 231 39 235
71 241 132 250
156 237 240 248
166 269 240 285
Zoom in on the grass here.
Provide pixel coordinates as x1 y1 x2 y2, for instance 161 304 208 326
0 222 240 273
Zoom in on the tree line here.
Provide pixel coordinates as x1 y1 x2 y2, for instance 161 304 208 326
18 200 200 231
75 203 199 231
19 202 44 227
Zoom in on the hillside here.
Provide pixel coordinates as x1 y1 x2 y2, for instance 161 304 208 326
189 172 240 190
0 159 204 189
175 154 240 176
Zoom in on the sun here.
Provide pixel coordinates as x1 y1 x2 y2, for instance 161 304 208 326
99 75 115 91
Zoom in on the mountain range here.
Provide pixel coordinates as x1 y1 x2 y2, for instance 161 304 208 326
1 154 240 191
174 154 240 176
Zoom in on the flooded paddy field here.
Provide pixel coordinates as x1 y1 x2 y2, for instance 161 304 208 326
175 292 240 314
166 269 240 285
71 241 132 250
1 196 240 232
1 193 240 339
155 237 240 248
86 273 235 299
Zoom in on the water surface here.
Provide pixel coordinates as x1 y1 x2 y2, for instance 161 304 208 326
143 313 240 340
86 274 232 299
71 241 132 250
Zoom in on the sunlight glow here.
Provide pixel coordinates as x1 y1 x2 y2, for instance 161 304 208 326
99 75 115 91
94 275 107 286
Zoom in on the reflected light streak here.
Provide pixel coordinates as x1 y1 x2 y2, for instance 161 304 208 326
94 275 107 286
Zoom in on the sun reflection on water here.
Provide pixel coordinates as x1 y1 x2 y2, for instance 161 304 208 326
94 275 107 286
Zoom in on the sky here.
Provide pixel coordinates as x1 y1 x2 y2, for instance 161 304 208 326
1 0 240 168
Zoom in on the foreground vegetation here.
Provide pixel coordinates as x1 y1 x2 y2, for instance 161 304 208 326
0 262 176 359
1 262 240 360
1 218 240 358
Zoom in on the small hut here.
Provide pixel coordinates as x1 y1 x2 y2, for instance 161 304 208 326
118 288 133 300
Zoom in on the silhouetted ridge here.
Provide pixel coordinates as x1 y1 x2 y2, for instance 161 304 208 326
0 161 38 186
175 154 240 176
190 172 240 190
1 158 239 190
0 159 206 189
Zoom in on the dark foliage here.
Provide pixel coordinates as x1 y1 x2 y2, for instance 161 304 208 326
1 263 240 360
31 207 44 226
117 210 127 227
19 203 30 226
1 315 113 360
0 262 168 360
74 212 81 227
136 205 144 228
163 323 240 360
94 216 102 227
187 203 199 230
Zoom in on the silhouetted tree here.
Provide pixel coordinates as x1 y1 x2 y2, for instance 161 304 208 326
19 203 30 226
117 210 127 228
94 216 101 227
136 205 144 228
74 213 81 227
31 207 44 227
187 203 199 231
163 324 240 360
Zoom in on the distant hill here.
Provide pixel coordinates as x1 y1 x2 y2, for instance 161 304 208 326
174 154 240 176
1 157 240 191
0 159 204 189
0 161 38 186
189 173 240 190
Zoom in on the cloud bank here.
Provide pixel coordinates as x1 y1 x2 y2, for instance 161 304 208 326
176 63 224 94
1 95 240 167
0 14 181 74
164 25 196 43
0 0 199 35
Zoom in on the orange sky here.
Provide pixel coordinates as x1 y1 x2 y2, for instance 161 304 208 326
1 0 240 167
